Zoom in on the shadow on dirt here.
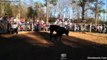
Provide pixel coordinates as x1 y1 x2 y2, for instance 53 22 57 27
0 31 107 60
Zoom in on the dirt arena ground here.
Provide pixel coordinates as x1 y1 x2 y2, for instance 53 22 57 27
69 32 107 44
0 31 107 60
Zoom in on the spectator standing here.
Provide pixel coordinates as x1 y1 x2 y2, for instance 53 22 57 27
11 22 19 34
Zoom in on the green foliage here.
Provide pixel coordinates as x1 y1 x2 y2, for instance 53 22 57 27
50 0 58 6
44 0 58 6
27 6 34 18
35 2 45 20
0 0 12 16
0 0 19 16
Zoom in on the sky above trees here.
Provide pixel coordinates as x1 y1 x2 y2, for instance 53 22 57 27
23 0 107 20
0 0 106 22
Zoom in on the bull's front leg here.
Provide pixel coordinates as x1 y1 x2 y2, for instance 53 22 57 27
50 31 53 40
56 33 62 41
59 34 62 41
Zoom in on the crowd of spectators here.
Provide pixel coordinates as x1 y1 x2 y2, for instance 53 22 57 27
0 16 107 34
53 19 107 34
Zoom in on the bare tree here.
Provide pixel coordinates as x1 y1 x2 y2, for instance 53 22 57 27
46 0 50 24
50 0 58 17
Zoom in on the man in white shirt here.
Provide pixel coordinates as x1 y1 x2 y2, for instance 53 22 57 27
11 22 18 34
0 16 3 21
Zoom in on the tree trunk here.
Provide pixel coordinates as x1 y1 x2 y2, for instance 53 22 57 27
54 6 56 17
0 2 1 16
106 0 107 22
46 0 49 24
82 3 85 21
95 0 98 25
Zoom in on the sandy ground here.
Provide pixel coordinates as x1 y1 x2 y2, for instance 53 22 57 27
69 32 107 44
0 31 107 60
1 31 107 45
44 31 107 45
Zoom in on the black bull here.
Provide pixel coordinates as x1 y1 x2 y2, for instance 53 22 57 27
49 25 69 40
